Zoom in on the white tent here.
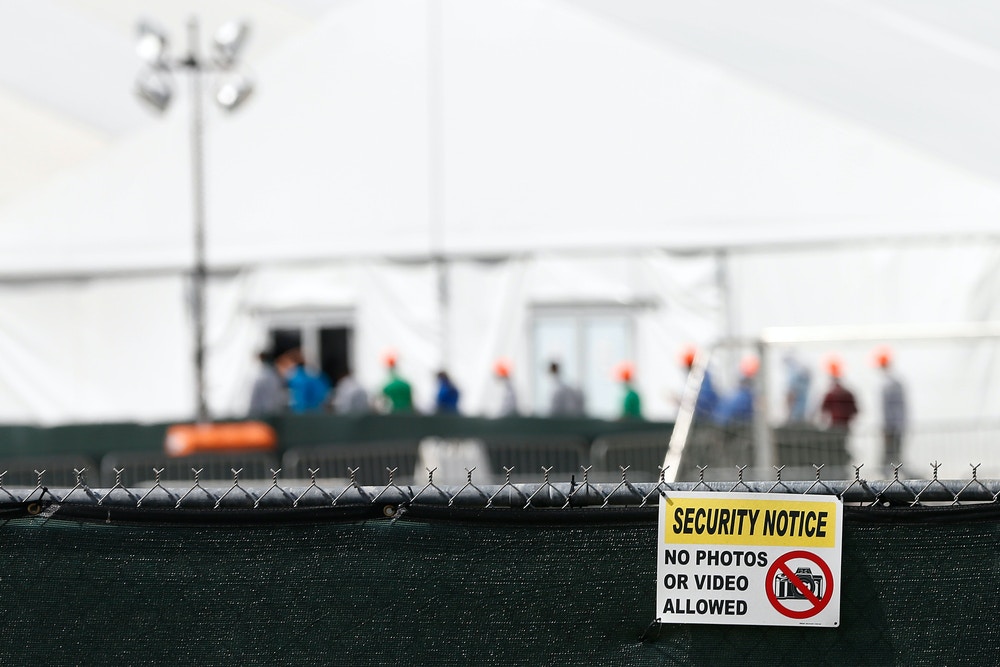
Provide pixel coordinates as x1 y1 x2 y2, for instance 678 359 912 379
1 0 999 474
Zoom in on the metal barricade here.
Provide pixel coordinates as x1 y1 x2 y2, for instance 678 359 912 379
282 440 421 486
590 430 671 482
480 435 589 482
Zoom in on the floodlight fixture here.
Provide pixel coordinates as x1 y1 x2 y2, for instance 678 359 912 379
212 20 249 68
136 19 169 68
133 15 253 423
216 73 253 111
135 67 173 112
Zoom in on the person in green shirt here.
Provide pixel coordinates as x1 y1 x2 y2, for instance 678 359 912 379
617 362 642 420
381 352 414 413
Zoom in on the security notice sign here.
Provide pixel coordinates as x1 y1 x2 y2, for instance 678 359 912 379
656 492 843 627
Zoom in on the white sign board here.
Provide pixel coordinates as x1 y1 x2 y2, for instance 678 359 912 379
656 491 843 627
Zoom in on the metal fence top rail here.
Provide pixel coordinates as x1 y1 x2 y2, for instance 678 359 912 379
2 462 1000 511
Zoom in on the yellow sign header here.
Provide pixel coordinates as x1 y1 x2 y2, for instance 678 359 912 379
663 496 838 548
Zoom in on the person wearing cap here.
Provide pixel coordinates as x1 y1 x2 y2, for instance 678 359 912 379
283 348 332 414
615 362 642 420
247 350 286 417
712 356 758 426
381 352 414 413
332 366 369 415
819 356 858 429
434 370 461 415
493 359 519 417
548 360 586 417
874 347 907 470
680 346 719 422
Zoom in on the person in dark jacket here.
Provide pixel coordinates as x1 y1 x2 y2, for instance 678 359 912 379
819 356 858 428
435 370 461 414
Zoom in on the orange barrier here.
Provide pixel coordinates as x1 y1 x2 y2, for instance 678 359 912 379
165 421 278 457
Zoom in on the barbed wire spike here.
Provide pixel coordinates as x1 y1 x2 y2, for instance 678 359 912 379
766 465 788 494
367 467 402 506
411 467 450 504
62 468 99 503
449 467 489 507
254 468 294 508
728 465 750 493
486 466 527 509
214 468 254 509
294 467 334 507
524 466 567 509
98 467 139 506
174 467 215 509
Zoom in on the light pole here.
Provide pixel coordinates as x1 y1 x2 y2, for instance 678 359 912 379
134 16 253 423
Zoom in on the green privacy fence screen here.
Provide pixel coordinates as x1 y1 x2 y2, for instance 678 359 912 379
0 483 998 665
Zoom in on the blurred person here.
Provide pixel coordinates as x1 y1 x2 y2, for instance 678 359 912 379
615 361 642 420
435 370 461 414
332 367 369 415
283 348 331 414
819 356 858 429
783 351 812 423
874 346 908 471
548 360 585 417
381 351 414 413
494 358 519 417
247 351 286 417
679 346 719 423
713 355 758 426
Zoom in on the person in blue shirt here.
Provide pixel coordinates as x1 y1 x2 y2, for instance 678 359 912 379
434 370 460 414
713 356 759 426
283 348 331 413
680 347 719 422
783 352 812 423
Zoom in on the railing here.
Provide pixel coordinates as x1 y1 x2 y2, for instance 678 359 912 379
3 419 999 488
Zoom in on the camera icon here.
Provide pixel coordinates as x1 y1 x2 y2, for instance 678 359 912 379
774 567 824 600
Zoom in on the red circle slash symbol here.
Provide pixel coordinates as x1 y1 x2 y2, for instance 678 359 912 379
765 550 834 619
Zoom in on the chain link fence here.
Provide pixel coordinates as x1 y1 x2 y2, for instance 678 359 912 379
5 458 1000 510
1 462 999 664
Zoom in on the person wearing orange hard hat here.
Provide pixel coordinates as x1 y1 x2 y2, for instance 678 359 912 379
679 345 719 422
493 358 519 417
380 350 414 413
819 355 858 429
614 361 642 419
873 346 907 470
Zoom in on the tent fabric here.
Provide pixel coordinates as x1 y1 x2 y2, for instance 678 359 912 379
3 1 1000 275
0 0 999 477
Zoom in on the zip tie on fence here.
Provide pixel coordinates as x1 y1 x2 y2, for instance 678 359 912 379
562 466 596 509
